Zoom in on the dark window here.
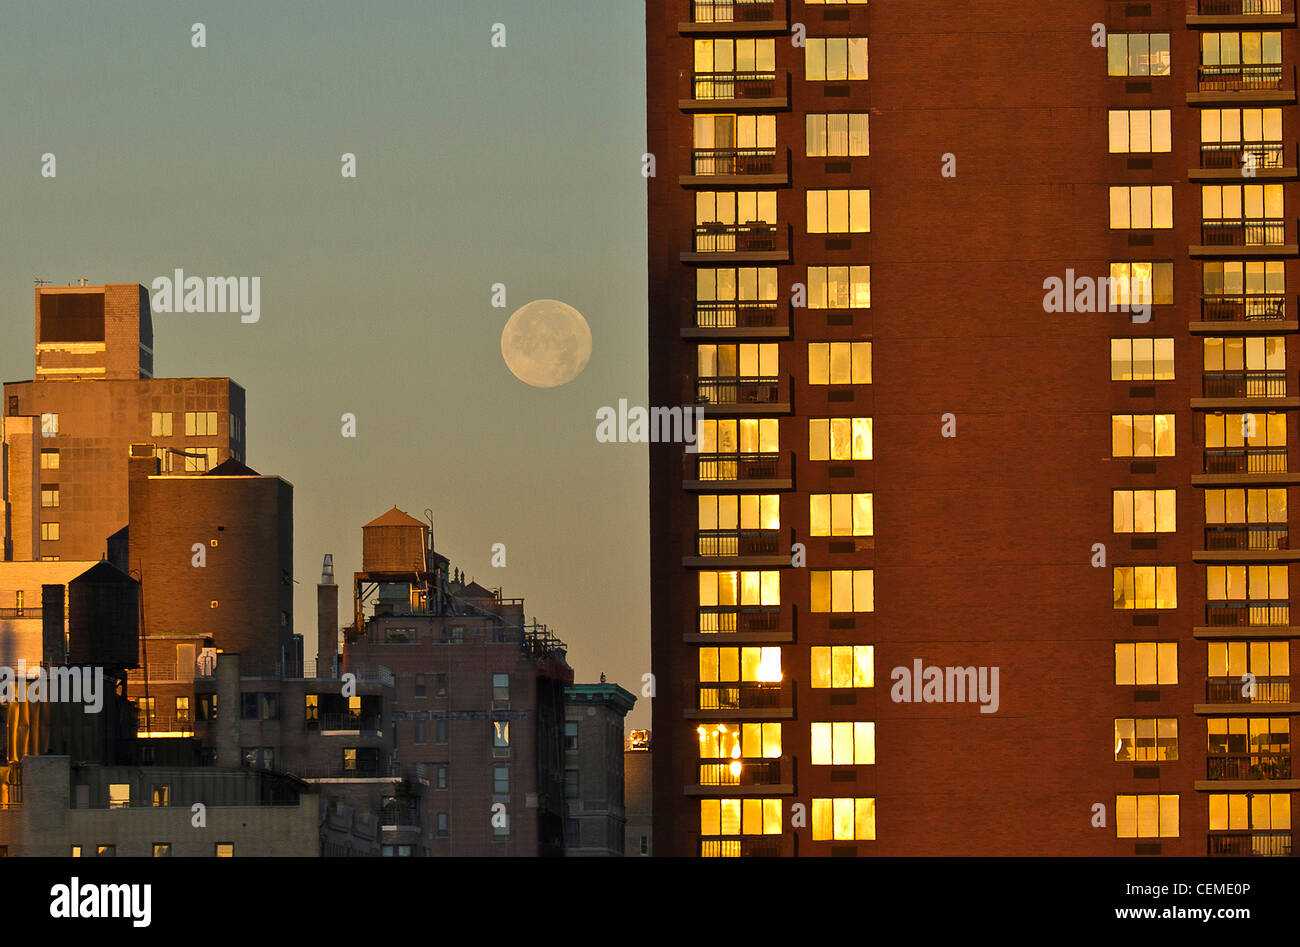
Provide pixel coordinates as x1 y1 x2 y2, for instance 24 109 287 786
437 812 449 838
435 674 448 698
414 674 426 698
198 694 217 721
261 693 279 720
565 721 579 750
241 694 258 720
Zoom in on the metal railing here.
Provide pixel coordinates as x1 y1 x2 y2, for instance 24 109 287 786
692 0 777 23
692 71 777 101
1200 293 1286 322
1200 141 1285 170
1208 830 1291 856
319 713 382 732
693 452 783 482
694 222 779 253
1204 524 1289 550
1201 218 1286 247
1207 752 1292 779
1202 370 1287 398
696 377 782 405
699 837 781 857
136 713 193 734
1206 600 1290 626
1198 63 1285 92
694 301 781 329
1206 676 1292 702
698 757 785 787
696 529 781 557
698 681 785 710
1198 0 1285 13
1204 446 1288 474
379 807 421 827
692 147 778 176
698 605 781 634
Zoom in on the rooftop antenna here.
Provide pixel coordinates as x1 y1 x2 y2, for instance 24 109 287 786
77 277 88 287
423 508 435 565
34 278 51 286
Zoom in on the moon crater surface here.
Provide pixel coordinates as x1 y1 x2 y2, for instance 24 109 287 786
500 299 592 388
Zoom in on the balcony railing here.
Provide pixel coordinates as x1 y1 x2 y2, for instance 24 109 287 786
1198 63 1285 92
1200 293 1286 322
692 452 785 482
691 147 778 176
696 376 782 405
700 836 782 857
696 529 781 557
379 807 421 827
319 713 382 732
1200 140 1285 170
1209 830 1292 855
1207 752 1293 779
692 0 777 22
0 608 41 619
1207 676 1292 702
698 681 786 711
1204 446 1288 474
1207 600 1290 626
1202 370 1287 398
698 756 787 787
1204 524 1289 550
694 222 779 253
698 605 781 634
1198 0 1285 13
136 713 193 735
692 71 777 101
694 301 781 330
1201 218 1286 247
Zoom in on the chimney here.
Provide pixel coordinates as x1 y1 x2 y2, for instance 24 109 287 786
41 584 65 666
317 554 338 678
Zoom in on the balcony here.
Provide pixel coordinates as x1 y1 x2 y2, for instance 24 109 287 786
1197 0 1284 12
696 755 793 790
379 807 421 828
1204 446 1288 474
684 223 790 264
1202 370 1287 399
1199 63 1284 93
695 529 781 558
317 713 382 734
1200 141 1286 171
692 680 794 720
685 451 792 490
1200 218 1286 248
1207 752 1293 779
699 837 783 857
1197 293 1287 324
690 0 779 23
685 301 790 340
1207 676 1292 702
683 147 789 187
697 605 784 637
1208 830 1292 856
135 713 194 736
695 376 787 411
680 71 789 111
1206 600 1291 626
1205 524 1290 552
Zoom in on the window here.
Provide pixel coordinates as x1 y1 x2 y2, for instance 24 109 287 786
1205 488 1286 531
698 495 780 532
1113 567 1178 609
811 721 875 765
41 522 60 541
435 673 448 697
1201 31 1282 68
694 114 775 161
152 783 170 806
436 766 448 790
698 343 778 381
640 836 648 855
809 418 872 460
436 720 448 744
384 626 415 643
564 768 579 798
1202 107 1283 146
185 411 218 436
808 342 871 385
215 843 234 857
1108 110 1172 153
1208 717 1289 762
695 268 779 327
304 694 318 723
1204 336 1285 378
700 799 782 838
1209 792 1290 831
1113 490 1177 533
1111 339 1174 381
40 486 59 508
805 37 868 80
696 190 777 226
1111 414 1175 457
198 694 217 721
1107 33 1171 76
39 449 58 469
699 646 782 684
698 722 781 759
806 189 870 233
183 447 219 472
1203 183 1284 229
1203 260 1285 306
1109 262 1173 308
414 721 427 744
154 446 173 472
97 845 115 857
810 570 873 612
810 493 873 536
151 412 172 437
153 843 171 857
1205 411 1285 449
174 697 190 726
806 113 869 157
1209 640 1289 678
1114 718 1178 762
437 812 449 838
493 721 510 747
71 846 81 857
698 570 781 607
492 763 509 796
1115 642 1178 685
413 673 426 698
697 418 779 456
137 696 156 724
565 721 579 750
1207 563 1289 602
1109 186 1173 229
108 784 130 809
811 798 875 841
807 265 870 309
807 646 873 691
41 413 57 436
694 38 775 75
1116 794 1179 838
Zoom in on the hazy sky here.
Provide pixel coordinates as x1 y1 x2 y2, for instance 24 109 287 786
0 1 650 728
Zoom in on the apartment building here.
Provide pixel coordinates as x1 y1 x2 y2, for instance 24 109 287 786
648 0 1298 856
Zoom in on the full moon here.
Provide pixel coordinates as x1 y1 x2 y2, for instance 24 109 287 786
500 299 592 388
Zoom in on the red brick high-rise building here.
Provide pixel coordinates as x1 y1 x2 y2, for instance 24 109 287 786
649 0 1299 856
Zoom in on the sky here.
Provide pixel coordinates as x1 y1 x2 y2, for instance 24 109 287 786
0 0 651 729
